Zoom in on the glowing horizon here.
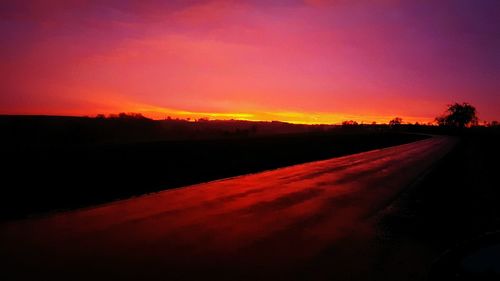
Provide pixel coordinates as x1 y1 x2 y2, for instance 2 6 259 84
0 99 435 125
1 1 499 124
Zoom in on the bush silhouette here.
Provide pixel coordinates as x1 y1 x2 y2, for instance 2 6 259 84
389 117 403 126
342 120 358 127
436 103 478 128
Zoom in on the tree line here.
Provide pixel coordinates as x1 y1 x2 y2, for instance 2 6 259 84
343 103 498 129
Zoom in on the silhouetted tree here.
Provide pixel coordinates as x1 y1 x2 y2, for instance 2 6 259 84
342 120 358 127
436 103 478 128
389 117 403 126
107 112 149 120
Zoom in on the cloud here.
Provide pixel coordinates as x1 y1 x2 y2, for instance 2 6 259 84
1 0 499 122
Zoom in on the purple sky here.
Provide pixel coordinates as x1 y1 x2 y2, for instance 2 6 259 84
1 0 499 123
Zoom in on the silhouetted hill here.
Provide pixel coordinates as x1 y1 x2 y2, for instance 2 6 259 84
0 115 338 146
0 115 433 221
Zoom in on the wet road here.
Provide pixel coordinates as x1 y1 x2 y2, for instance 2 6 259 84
0 136 457 280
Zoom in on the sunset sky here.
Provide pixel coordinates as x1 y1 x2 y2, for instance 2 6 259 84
1 0 499 124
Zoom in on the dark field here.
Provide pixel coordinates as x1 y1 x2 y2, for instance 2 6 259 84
0 115 428 221
376 132 500 280
0 135 453 281
2 115 500 280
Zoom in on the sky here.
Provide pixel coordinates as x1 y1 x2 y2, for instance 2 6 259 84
1 0 499 124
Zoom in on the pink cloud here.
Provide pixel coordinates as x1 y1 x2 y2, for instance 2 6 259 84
1 0 499 123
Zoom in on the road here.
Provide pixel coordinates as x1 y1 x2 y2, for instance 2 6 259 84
0 136 456 281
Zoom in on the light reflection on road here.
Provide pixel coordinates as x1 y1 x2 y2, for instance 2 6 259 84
0 136 457 280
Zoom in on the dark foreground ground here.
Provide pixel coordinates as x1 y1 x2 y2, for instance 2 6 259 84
0 136 456 281
0 115 427 221
1 114 500 280
375 132 500 280
5 134 499 281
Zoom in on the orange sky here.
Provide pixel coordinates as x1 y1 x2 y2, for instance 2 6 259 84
1 1 499 124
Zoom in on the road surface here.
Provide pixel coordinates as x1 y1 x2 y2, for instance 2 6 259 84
0 136 456 280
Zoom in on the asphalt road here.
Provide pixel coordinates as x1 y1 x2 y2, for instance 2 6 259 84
0 136 457 281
